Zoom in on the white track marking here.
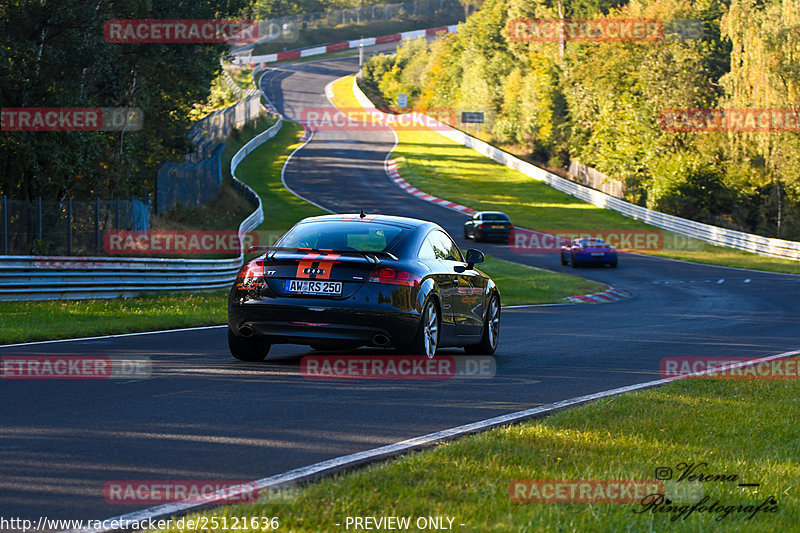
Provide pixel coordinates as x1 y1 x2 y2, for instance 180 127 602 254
64 348 800 533
0 325 227 348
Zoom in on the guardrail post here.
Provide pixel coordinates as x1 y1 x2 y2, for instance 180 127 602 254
1 195 7 255
66 197 72 256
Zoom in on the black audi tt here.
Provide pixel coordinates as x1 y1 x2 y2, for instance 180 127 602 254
227 214 501 360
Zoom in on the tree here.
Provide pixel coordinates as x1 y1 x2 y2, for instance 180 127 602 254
0 0 248 201
721 0 800 237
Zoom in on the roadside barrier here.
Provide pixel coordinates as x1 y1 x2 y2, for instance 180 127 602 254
351 77 800 261
0 119 282 301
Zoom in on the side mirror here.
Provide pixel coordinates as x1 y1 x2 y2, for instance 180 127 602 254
465 248 484 268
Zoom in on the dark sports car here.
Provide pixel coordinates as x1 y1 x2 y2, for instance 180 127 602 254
560 237 618 268
228 214 501 360
463 211 514 242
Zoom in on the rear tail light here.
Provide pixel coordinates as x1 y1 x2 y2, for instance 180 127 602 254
508 223 514 229
368 266 421 287
236 260 265 289
479 223 489 229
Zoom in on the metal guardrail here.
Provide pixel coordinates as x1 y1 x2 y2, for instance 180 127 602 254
351 78 800 261
0 119 283 301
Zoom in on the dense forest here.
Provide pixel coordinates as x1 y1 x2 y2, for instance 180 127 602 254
362 0 800 239
0 0 254 202
0 0 413 202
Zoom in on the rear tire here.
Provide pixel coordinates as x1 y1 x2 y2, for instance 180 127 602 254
465 293 500 355
403 299 440 358
609 261 618 268
571 254 579 268
228 328 270 361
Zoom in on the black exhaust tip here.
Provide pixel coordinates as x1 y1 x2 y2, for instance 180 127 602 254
372 334 390 346
239 325 255 338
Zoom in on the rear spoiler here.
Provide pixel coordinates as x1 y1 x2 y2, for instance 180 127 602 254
246 246 398 263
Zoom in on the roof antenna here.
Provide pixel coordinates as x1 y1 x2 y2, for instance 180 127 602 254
359 209 366 218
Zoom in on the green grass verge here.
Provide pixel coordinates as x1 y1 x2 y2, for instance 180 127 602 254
481 255 606 305
0 292 228 344
151 379 799 532
330 75 800 275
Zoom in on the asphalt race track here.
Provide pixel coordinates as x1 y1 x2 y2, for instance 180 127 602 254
2 56 800 525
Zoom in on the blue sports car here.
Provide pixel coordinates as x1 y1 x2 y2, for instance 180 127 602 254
560 237 618 268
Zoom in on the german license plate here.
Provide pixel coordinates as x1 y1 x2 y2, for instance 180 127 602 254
284 280 342 295
591 252 605 256
491 225 504 229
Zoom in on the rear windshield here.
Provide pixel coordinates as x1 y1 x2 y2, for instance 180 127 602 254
481 213 509 221
278 221 409 253
579 239 607 246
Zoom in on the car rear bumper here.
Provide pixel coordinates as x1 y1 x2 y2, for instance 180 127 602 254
476 229 512 241
229 302 420 347
574 252 617 264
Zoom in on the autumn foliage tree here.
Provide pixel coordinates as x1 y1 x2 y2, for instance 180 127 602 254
363 0 800 238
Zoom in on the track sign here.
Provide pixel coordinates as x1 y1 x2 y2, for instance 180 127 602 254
462 112 484 123
398 94 408 108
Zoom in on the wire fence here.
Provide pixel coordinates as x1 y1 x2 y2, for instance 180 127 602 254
2 93 265 256
0 196 150 256
155 92 263 214
569 160 626 199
